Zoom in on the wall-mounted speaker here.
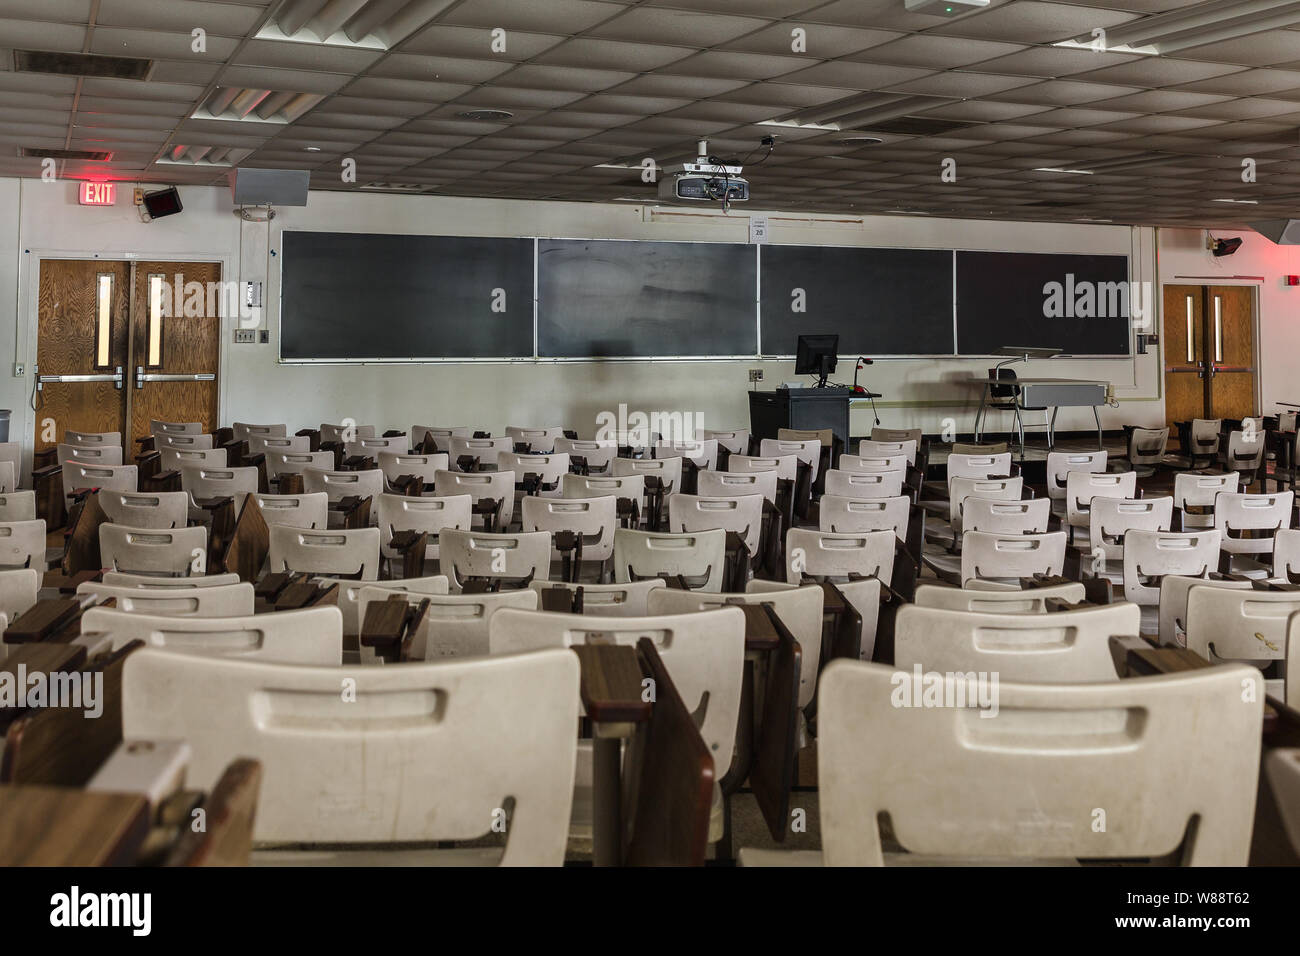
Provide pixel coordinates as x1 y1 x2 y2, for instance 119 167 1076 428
142 186 183 219
230 168 310 207
1250 219 1300 244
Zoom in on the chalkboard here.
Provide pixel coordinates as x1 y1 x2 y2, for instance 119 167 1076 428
280 231 535 360
536 239 757 357
760 246 954 355
956 251 1131 356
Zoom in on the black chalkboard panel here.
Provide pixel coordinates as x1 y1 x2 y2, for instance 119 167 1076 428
537 239 757 357
760 245 954 355
280 231 534 359
956 251 1130 356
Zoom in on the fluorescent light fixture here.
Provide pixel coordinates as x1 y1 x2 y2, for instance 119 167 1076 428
1056 0 1300 56
1212 198 1259 204
1034 167 1095 175
757 119 841 131
1074 217 1115 222
592 162 642 170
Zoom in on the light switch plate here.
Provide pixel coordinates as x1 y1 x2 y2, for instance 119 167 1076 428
748 368 763 382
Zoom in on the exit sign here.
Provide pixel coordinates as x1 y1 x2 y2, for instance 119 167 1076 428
79 182 116 206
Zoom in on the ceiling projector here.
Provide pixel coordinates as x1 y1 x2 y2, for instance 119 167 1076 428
658 140 749 204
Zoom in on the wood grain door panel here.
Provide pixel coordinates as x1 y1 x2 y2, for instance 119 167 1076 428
1207 286 1256 421
1162 284 1207 443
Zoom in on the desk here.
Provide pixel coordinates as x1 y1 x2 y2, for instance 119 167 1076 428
971 377 1106 450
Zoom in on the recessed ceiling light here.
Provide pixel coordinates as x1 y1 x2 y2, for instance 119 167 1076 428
758 119 840 131
1212 198 1258 204
304 146 321 152
1033 167 1094 175
457 109 513 121
836 136 884 146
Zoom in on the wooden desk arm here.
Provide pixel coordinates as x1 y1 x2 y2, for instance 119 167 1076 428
143 470 181 493
388 530 428 580
295 428 321 452
552 530 584 584
456 455 481 473
571 643 652 724
134 450 161 480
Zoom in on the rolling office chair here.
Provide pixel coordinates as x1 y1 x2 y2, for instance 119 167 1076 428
975 368 1051 454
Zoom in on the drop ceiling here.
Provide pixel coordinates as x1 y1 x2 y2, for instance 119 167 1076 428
1 0 1298 227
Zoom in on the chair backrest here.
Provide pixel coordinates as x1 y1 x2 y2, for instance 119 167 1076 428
99 523 206 576
302 468 384 506
946 452 1012 480
1189 418 1222 453
439 529 551 591
655 439 718 471
102 571 241 588
161 446 227 474
988 366 1018 398
343 436 408 460
267 525 380 580
960 530 1066 585
815 659 1262 865
150 420 203 437
700 429 749 456
1128 426 1169 464
751 576 883 663
498 452 570 488
1275 528 1300 582
527 578 666 617
560 472 644 504
0 568 38 624
412 425 470 450
1065 470 1138 526
377 493 472 558
1224 429 1265 470
98 490 189 529
778 427 833 448
432 470 517 528
232 422 286 442
180 465 259 514
319 423 376 444
696 469 777 505
824 469 904 500
65 429 121 446
857 438 917 466
962 496 1051 536
0 461 17 495
819 494 910 538
554 438 617 472
265 450 333 479
252 491 329 529
948 476 1023 530
122 647 580 862
249 435 310 458
1122 529 1222 606
914 580 1086 613
952 442 1009 456
1089 495 1174 561
1156 574 1250 646
759 438 820 480
489 606 744 773
785 528 894 586
378 452 449 488
727 454 798 482
157 432 216 451
648 584 823 709
1045 450 1107 500
0 491 35 522
322 574 449 635
612 456 683 498
520 495 617 562
1185 586 1300 687
895 603 1138 682
1174 471 1238 527
360 586 535 659
77 580 256 617
667 492 763 555
63 461 137 501
505 426 564 453
1215 490 1294 555
447 435 512 469
614 527 726 592
870 427 921 444
837 454 910 475
57 443 124 469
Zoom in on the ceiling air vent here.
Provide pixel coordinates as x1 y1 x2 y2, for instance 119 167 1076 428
14 49 152 80
360 182 440 193
457 109 513 122
863 117 978 136
19 146 114 161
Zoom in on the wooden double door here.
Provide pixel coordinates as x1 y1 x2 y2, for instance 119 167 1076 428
1163 284 1256 438
35 259 221 455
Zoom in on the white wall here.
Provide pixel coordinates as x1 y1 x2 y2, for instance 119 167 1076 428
0 175 1179 453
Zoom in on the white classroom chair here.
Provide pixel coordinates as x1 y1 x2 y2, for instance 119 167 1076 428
499 452 570 495
447 435 513 470
913 580 1087 613
819 494 910 539
378 452 449 491
857 438 917 466
267 525 380 581
412 425 470 451
785 528 894 587
728 454 798 482
960 530 1065 586
439 528 551 591
0 491 35 522
0 568 39 625
319 574 449 636
759 438 820 482
249 435 310 459
1045 450 1107 507
180 465 259 516
65 430 122 447
656 439 718 471
751 577 884 665
527 578 666 617
520 495 617 574
76 580 256 617
433 470 517 530
1185 586 1299 702
1215 490 1294 575
98 523 206 576
252 492 330 530
1123 529 1222 631
697 469 777 505
358 585 535 660
506 426 565 454
823 470 904 500
98 490 189 529
377 492 472 566
232 422 287 443
554 438 617 474
667 492 764 558
1065 470 1137 540
151 420 204 438
614 527 726 592
319 423 376 444
1174 471 1238 530
701 429 749 457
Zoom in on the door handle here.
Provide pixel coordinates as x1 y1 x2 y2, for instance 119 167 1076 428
36 366 124 391
135 367 215 389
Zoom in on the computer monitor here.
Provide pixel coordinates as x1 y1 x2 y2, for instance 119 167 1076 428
795 334 839 387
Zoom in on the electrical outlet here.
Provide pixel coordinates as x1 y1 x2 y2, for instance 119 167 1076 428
233 329 256 344
748 368 763 382
12 364 23 377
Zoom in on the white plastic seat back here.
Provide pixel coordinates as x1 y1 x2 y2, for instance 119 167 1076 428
857 438 917 466
248 435 309 458
871 427 922 444
521 495 617 562
98 490 189 529
614 527 726 592
946 452 1012 480
1174 471 1238 529
1122 529 1222 606
180 465 258 514
1185 586 1299 700
433 470 516 528
0 568 38 624
267 525 380 580
668 493 763 555
303 468 383 505
701 429 749 456
253 492 329 529
751 576 883 665
66 430 121 447
99 523 205 576
319 423 376 444
0 520 45 570
64 463 137 500
1215 491 1294 555
528 579 665 617
439 529 551 591
157 433 216 451
655 439 718 471
1045 450 1107 500
697 469 777 505
232 422 286 442
1089 495 1174 562
447 436 512 469
759 438 819 481
554 438 617 472
728 454 797 482
162 447 228 475
77 581 255 617
962 496 1050 536
895 603 1139 682
0 491 36 522
838 454 909 475
150 420 203 437
489 607 743 773
1223 429 1264 471
1187 419 1221 457
960 531 1066 585
122 646 580 862
499 452 570 491
378 493 472 560
102 571 240 588
506 426 564 453
266 451 332 479
649 584 823 708
561 473 643 505
914 581 1086 613
344 436 407 459
412 425 470 450
1274 528 1300 582
815 659 1262 865
58 443 124 469
785 528 894 586
1157 574 1251 647
1128 426 1169 466
359 586 535 659
612 456 683 499
948 476 1023 531
1066 470 1138 529
378 452 449 488
819 494 909 539
322 574 449 635
824 469 904 500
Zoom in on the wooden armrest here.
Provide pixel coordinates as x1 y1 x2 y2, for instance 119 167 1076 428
342 455 374 471
4 598 83 644
473 431 490 440
277 472 305 495
391 474 422 498
553 530 584 584
540 585 580 613
143 470 182 493
571 643 651 724
457 455 480 472
32 463 62 480
388 529 427 579
359 595 409 655
737 603 781 652
294 429 321 452
335 494 372 529
135 435 156 454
